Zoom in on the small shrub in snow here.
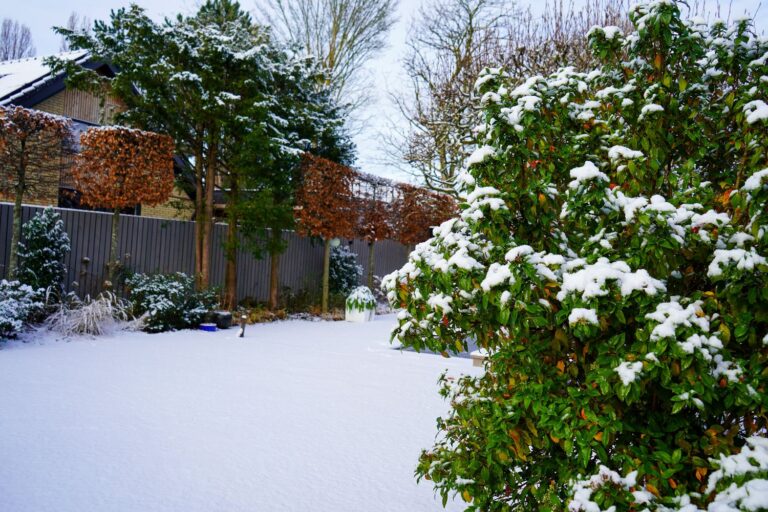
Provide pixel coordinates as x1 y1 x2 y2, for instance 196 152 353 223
44 292 132 337
329 244 362 295
371 275 392 314
16 207 70 294
0 280 43 339
345 286 376 312
384 3 768 510
126 272 218 333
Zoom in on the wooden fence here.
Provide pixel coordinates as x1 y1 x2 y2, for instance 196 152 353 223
0 203 409 302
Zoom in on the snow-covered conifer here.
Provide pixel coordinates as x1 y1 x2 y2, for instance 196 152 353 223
17 207 70 293
329 244 362 295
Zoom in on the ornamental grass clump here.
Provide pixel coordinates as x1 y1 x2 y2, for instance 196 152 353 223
383 3 768 510
44 292 133 337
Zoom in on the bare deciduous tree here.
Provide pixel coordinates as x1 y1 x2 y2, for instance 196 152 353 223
0 18 35 61
388 0 501 193
501 0 631 76
60 12 91 52
259 0 397 111
388 0 632 194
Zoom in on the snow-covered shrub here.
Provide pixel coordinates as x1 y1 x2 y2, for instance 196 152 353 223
345 286 376 312
44 292 132 336
383 3 768 510
16 207 70 294
371 275 392 314
0 280 43 339
329 244 362 295
126 272 218 333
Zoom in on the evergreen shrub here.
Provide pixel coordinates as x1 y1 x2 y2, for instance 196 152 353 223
383 3 768 509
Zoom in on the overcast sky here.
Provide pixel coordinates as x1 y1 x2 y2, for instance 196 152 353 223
3 0 765 182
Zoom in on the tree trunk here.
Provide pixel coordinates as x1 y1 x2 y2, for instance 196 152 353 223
108 207 120 287
223 225 237 310
8 187 23 280
8 145 27 279
367 240 375 289
223 180 238 311
321 238 331 315
193 147 205 289
200 138 217 290
268 229 282 310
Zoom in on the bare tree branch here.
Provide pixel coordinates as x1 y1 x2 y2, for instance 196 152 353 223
60 12 91 52
258 0 398 113
0 18 36 61
386 0 633 194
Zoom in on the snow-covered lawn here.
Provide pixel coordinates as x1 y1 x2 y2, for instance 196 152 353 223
0 315 479 512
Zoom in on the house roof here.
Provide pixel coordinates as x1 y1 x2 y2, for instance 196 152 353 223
0 50 91 106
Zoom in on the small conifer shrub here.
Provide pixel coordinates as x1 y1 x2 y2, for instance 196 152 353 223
17 207 70 293
329 244 362 295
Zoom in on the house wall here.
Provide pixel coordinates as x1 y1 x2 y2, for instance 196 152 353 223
0 130 70 208
35 88 123 125
141 186 196 220
12 88 193 221
0 187 57 208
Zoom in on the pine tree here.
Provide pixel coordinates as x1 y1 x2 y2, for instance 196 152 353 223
17 207 70 294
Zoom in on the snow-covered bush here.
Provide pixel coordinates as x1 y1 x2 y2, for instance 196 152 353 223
345 286 376 312
0 280 43 339
371 275 392 314
44 292 132 336
16 207 70 294
329 244 362 295
383 3 768 510
126 272 218 333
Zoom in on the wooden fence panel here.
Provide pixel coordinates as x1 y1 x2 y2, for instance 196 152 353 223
0 204 11 277
0 202 411 303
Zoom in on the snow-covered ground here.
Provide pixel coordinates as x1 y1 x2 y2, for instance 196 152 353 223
0 315 479 512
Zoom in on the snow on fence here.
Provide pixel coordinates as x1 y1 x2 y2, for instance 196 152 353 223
0 202 409 302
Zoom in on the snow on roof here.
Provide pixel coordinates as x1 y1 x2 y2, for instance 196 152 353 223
0 50 89 106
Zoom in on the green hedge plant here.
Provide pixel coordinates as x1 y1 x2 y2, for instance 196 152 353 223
383 3 768 510
346 286 376 312
0 280 44 339
126 272 218 333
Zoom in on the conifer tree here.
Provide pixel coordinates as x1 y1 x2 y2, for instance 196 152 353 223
53 1 354 307
17 207 70 293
